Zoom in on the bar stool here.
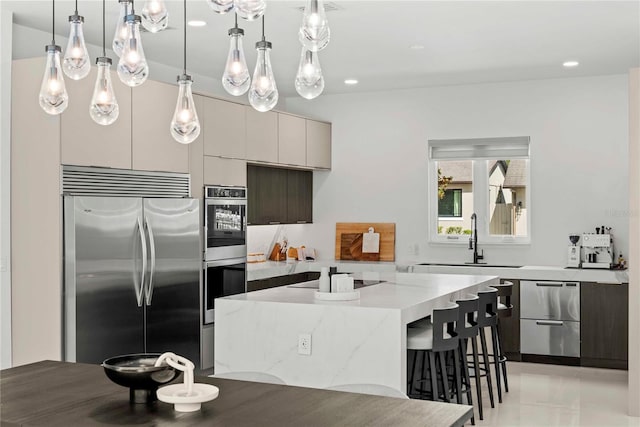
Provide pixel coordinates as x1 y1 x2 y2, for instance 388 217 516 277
493 281 513 394
470 286 500 407
407 303 461 404
455 294 481 423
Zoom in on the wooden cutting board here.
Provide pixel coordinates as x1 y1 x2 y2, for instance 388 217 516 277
335 223 395 261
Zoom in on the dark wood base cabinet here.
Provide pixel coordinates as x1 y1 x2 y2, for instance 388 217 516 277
247 272 321 292
580 282 628 370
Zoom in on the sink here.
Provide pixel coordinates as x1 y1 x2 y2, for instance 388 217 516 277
288 279 385 289
418 263 523 268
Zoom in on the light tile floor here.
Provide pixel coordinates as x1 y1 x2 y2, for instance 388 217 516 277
472 362 640 426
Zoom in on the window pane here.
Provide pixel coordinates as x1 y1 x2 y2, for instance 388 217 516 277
436 160 473 235
488 159 528 237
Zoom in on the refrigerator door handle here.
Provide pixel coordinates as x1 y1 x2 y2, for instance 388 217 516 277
145 216 157 306
135 217 147 307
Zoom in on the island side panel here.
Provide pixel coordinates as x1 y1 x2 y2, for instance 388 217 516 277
215 299 405 391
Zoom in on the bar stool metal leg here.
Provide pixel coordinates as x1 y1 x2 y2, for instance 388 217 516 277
490 325 503 403
470 336 484 420
479 329 495 408
497 321 509 392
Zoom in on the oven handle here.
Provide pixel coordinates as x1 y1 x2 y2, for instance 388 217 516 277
205 257 247 268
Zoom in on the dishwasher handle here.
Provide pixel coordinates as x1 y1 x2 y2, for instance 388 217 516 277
535 282 563 287
536 320 564 326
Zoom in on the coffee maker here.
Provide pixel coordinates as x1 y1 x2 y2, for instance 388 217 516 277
567 235 581 268
581 232 614 269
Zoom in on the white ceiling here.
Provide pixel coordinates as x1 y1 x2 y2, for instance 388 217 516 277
4 0 640 98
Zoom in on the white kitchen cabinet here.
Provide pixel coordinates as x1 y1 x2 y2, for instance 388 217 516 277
306 119 331 169
278 113 306 167
204 155 247 187
203 97 246 159
245 107 278 163
132 79 192 173
61 66 132 169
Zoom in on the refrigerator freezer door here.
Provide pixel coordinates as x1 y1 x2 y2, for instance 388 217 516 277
143 198 201 367
64 196 144 364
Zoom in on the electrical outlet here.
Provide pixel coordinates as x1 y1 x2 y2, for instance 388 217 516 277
298 333 311 355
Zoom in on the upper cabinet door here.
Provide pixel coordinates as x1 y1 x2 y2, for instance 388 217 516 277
306 120 331 169
203 98 246 159
278 113 306 167
132 79 192 173
61 66 132 169
245 107 278 163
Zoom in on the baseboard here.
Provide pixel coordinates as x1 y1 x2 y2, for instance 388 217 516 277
521 354 580 366
504 351 521 362
580 357 628 370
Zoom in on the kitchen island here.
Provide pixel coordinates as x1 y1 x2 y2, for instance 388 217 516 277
215 272 498 392
1 360 473 426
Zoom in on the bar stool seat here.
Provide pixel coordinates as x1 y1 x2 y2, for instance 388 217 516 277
407 324 451 350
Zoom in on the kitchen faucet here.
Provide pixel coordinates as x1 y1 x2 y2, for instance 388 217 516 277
468 213 485 264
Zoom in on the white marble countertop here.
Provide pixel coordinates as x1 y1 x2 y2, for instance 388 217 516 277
247 260 628 284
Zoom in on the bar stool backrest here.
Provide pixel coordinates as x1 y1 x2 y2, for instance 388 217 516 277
455 295 479 339
495 281 514 318
477 287 498 328
431 303 460 352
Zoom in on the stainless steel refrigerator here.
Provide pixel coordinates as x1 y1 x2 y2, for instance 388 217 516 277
63 196 201 367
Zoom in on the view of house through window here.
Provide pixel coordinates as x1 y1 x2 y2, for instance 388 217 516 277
437 160 473 235
489 159 528 237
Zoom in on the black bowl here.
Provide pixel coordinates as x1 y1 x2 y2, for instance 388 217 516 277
569 235 580 245
102 353 181 403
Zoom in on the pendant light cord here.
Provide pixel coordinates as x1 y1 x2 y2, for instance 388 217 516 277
183 0 187 75
74 0 78 14
51 0 55 44
235 12 238 29
261 15 265 41
102 0 106 57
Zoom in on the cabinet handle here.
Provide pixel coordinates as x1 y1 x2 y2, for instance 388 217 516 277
535 282 563 287
536 320 563 326
296 221 308 224
269 221 281 225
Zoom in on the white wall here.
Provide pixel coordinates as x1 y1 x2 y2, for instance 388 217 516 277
285 75 629 266
0 6 13 369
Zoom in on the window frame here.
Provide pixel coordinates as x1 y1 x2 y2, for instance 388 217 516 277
428 139 531 245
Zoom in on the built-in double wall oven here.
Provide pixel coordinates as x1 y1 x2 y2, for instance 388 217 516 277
203 186 247 325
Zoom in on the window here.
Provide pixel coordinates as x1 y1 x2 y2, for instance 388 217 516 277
439 189 462 217
428 137 530 243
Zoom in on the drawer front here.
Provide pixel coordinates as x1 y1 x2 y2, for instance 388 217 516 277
521 281 580 321
520 319 580 357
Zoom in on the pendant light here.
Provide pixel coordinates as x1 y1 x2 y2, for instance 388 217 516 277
295 48 324 100
62 0 90 80
235 0 266 21
170 0 200 144
90 0 119 126
222 13 250 96
117 0 149 87
141 0 169 33
207 0 234 14
249 16 278 112
112 0 131 58
299 0 330 52
39 0 68 115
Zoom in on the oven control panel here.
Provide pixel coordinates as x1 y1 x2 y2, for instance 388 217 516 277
206 186 246 199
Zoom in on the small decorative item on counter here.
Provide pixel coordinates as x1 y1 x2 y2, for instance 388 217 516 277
304 248 317 261
362 227 380 254
618 253 626 269
336 276 354 293
297 246 306 261
331 274 348 293
268 243 286 261
319 267 330 292
248 252 266 263
156 352 219 412
287 247 298 262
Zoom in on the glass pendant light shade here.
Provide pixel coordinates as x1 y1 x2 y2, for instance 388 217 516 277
249 41 278 112
171 75 201 144
295 48 324 100
90 57 120 125
299 0 330 52
141 0 168 33
117 15 149 87
39 45 69 115
63 14 90 80
222 27 250 96
234 0 266 21
207 0 234 14
112 0 131 57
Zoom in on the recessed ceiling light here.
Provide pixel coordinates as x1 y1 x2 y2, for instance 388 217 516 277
563 60 579 68
188 20 207 27
344 79 359 85
410 44 425 50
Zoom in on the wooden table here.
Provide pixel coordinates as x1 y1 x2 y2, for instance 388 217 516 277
1 361 473 426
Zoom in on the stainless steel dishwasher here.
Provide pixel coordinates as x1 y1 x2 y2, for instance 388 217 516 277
520 281 580 357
